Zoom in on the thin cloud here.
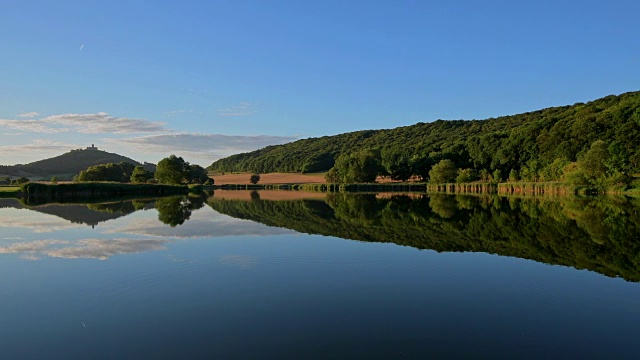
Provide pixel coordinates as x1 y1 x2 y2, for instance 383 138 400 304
0 238 169 260
218 102 256 117
17 112 40 118
42 112 167 133
0 112 167 134
106 133 297 162
0 119 60 133
0 139 82 159
166 109 195 117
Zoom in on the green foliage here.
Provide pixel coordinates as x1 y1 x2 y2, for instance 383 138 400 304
208 91 640 182
381 149 412 181
508 169 519 182
156 155 188 184
330 150 382 183
155 155 210 185
429 160 457 183
250 174 261 184
492 169 503 183
563 140 632 191
0 176 12 185
130 166 154 183
50 176 58 184
456 168 476 183
12 177 29 185
75 162 136 183
188 164 209 184
580 140 609 180
540 158 568 181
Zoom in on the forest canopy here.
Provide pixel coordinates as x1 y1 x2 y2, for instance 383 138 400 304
208 91 640 184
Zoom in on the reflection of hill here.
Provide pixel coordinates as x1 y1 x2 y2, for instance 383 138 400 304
208 193 640 282
0 198 156 226
33 204 138 226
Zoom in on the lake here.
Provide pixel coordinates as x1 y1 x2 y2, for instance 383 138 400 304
1 191 639 359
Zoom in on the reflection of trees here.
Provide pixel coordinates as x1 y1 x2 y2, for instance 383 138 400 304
208 193 640 282
156 194 206 227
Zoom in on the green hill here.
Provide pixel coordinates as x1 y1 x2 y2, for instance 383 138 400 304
0 146 156 180
208 91 640 177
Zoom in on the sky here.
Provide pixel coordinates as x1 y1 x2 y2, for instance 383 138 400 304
1 0 639 166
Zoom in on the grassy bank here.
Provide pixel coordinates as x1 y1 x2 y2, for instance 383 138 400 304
21 182 189 199
214 183 428 192
0 186 21 198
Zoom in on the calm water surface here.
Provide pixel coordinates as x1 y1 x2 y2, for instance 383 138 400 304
0 192 639 359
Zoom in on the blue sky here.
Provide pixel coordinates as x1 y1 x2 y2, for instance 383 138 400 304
1 0 639 166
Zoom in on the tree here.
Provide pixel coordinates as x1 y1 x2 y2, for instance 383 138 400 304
381 149 412 182
456 168 476 183
492 169 503 183
75 162 136 182
155 155 188 184
50 176 58 184
332 150 382 183
12 177 29 185
325 168 340 183
580 140 609 180
187 164 210 184
508 169 519 182
130 166 154 183
429 160 457 183
250 174 261 184
0 177 12 185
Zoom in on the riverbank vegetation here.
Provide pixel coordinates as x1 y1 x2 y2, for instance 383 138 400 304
209 91 640 192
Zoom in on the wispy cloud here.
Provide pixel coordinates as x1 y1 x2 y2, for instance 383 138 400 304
42 112 167 133
0 112 167 134
0 238 168 260
17 112 40 118
218 102 256 117
0 119 60 133
106 133 297 163
166 109 195 117
0 139 82 159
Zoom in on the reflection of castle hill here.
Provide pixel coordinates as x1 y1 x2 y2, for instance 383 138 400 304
0 198 157 226
1 193 208 228
208 193 640 282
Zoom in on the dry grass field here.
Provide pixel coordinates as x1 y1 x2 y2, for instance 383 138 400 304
211 190 327 201
210 172 326 185
209 172 419 185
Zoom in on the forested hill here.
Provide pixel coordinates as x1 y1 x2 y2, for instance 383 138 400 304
208 91 640 176
0 147 155 179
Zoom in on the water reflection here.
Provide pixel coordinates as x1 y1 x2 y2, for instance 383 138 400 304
208 192 640 282
1 192 639 280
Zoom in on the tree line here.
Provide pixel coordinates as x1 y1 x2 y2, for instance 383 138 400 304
74 155 213 185
209 91 640 186
325 139 632 191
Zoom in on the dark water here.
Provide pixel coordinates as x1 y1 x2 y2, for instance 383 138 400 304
0 192 639 359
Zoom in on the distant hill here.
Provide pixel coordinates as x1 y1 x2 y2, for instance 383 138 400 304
209 91 640 176
0 145 156 180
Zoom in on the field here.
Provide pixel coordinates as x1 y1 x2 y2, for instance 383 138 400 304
209 172 415 185
211 190 327 201
0 186 20 192
210 172 326 185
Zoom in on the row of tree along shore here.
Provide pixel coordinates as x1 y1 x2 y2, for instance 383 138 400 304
212 180 636 195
